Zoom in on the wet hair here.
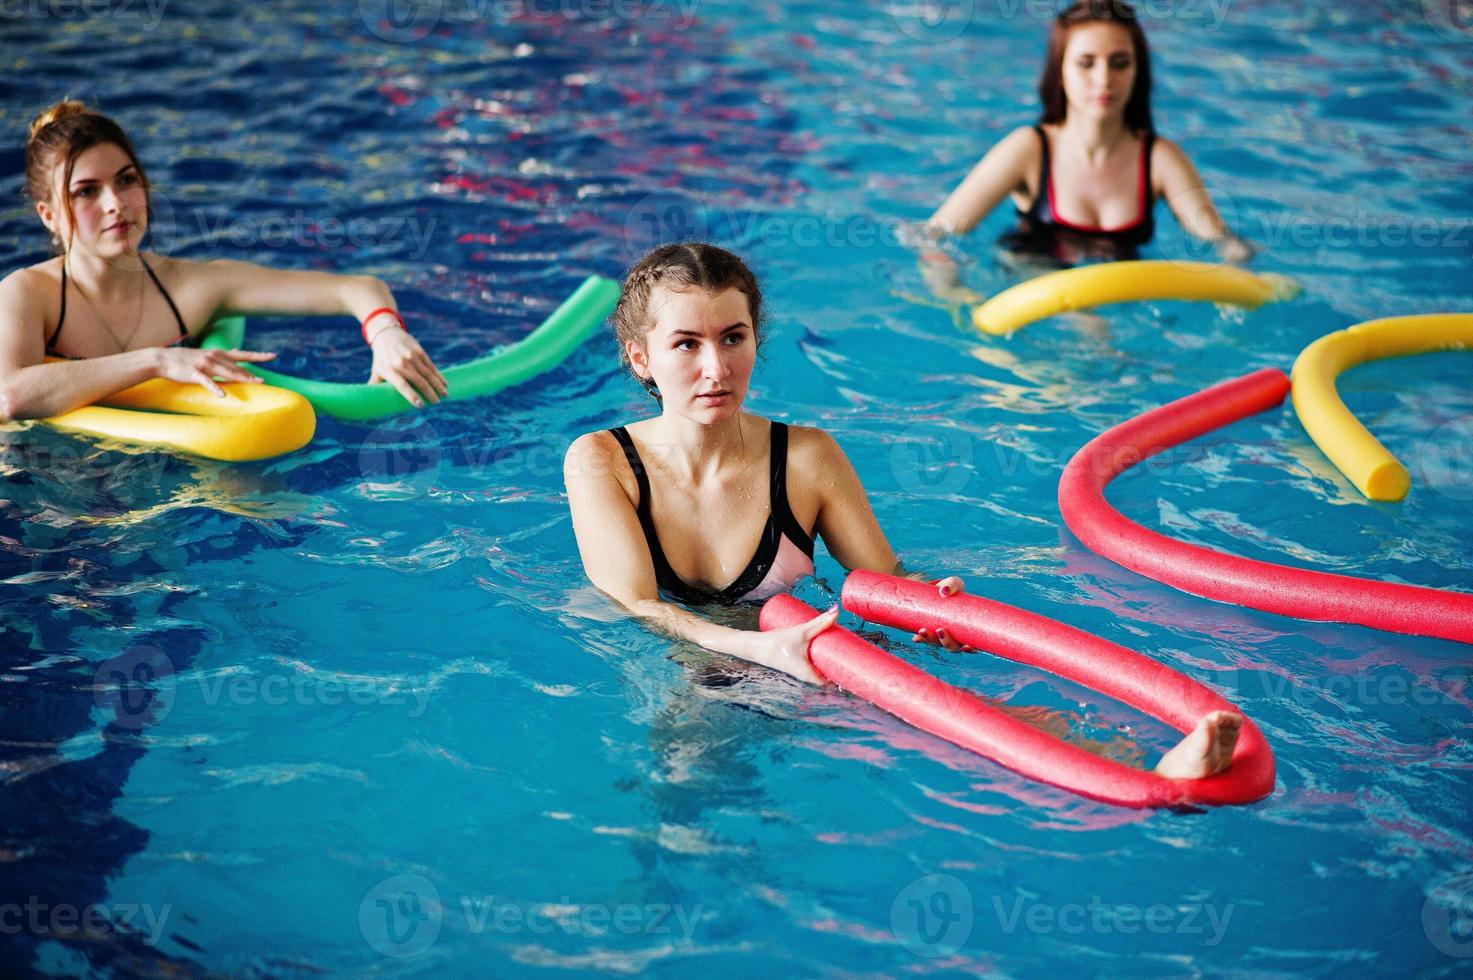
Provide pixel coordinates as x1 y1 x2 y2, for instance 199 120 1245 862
25 99 149 253
1038 1 1154 135
612 242 764 399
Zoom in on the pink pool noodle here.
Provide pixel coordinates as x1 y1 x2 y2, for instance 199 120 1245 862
761 576 1274 809
1056 368 1473 644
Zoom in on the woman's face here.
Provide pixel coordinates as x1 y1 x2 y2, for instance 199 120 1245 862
629 285 756 425
39 141 148 258
1059 22 1138 123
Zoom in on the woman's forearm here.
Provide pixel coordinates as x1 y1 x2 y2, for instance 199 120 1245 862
338 275 396 322
0 348 159 421
629 595 834 678
627 597 762 660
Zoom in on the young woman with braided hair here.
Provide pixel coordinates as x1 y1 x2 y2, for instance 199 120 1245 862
565 244 1245 779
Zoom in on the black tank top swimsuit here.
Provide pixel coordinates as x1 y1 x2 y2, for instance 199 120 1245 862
1001 125 1157 263
45 258 192 358
608 422 816 606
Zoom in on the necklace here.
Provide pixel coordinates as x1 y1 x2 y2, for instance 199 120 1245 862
68 256 146 353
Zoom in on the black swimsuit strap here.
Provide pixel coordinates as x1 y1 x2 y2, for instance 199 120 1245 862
46 256 189 354
608 425 677 584
1027 124 1050 221
609 422 803 606
45 263 69 352
1141 131 1157 226
768 422 814 557
142 258 190 339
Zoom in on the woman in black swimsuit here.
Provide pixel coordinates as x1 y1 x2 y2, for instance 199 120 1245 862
919 0 1253 298
0 100 447 421
567 243 1243 780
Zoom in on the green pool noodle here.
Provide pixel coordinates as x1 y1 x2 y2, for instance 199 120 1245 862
201 274 619 421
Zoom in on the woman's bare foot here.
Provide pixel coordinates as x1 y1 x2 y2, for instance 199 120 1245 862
1154 711 1242 780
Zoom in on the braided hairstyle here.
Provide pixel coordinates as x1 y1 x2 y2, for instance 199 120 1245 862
612 243 764 400
25 99 149 253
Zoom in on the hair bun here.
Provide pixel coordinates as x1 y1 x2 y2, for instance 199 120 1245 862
28 99 91 143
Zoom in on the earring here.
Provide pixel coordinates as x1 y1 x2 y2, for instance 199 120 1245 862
639 376 662 402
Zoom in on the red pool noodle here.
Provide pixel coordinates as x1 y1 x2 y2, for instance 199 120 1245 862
761 576 1274 809
1057 368 1473 644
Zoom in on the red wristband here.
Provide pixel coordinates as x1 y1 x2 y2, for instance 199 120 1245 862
362 307 407 345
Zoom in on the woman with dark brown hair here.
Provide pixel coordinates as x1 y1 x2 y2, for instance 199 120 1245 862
564 243 1244 781
0 99 447 421
920 0 1253 296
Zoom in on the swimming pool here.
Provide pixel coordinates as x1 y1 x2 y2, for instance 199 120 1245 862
2 0 1471 974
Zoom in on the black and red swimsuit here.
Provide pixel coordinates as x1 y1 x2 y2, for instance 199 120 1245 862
1002 124 1157 263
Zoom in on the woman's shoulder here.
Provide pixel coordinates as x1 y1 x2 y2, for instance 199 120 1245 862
564 426 643 504
145 252 207 280
998 124 1045 155
0 258 61 313
784 422 844 466
3 255 62 285
566 427 624 464
1149 133 1186 161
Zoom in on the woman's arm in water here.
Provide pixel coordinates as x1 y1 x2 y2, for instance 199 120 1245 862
197 258 449 408
1153 138 1256 263
564 431 835 685
797 427 968 649
926 126 1038 238
0 267 272 420
914 127 1039 303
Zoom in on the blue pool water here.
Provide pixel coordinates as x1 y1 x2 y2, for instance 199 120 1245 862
2 1 1471 975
